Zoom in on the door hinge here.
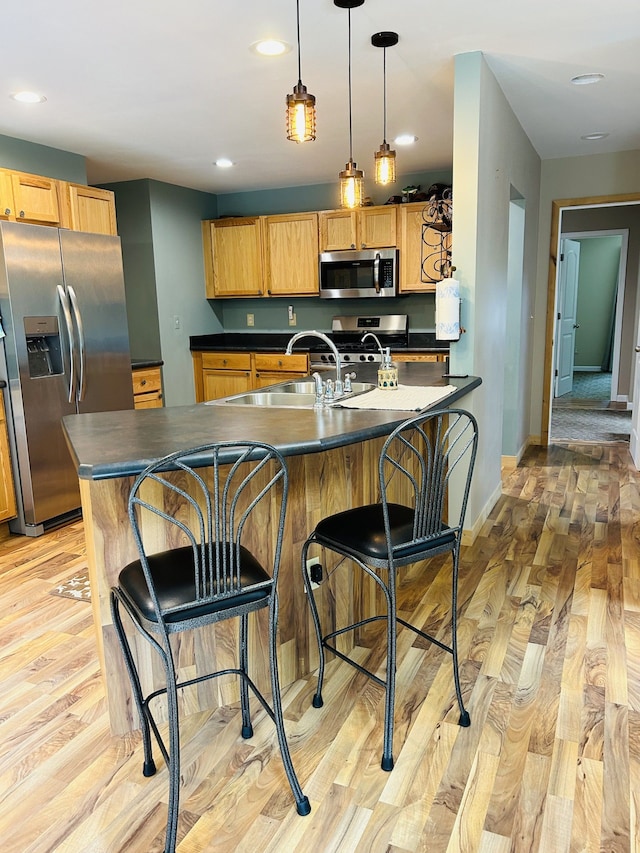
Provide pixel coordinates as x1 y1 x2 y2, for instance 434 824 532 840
560 253 564 262
555 369 558 377
557 312 561 320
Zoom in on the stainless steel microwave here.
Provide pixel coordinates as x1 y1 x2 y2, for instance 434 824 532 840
318 248 398 299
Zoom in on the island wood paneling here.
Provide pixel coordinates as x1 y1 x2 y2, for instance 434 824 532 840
81 435 397 735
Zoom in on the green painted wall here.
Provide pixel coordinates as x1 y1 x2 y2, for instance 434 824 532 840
0 133 86 182
216 169 451 217
574 236 621 369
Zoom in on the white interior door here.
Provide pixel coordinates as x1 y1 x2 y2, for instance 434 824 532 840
631 339 640 467
555 239 581 397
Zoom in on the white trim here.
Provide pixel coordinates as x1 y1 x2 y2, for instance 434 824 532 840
462 480 503 547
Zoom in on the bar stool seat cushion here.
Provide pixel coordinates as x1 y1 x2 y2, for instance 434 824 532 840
315 503 456 562
118 544 271 624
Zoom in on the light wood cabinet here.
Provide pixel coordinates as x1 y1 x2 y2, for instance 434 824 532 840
202 217 264 298
65 184 117 235
0 390 17 522
192 350 310 401
263 212 318 296
194 352 253 402
4 171 62 225
0 167 117 234
253 353 309 387
319 205 396 251
392 352 446 363
132 366 163 409
398 202 452 293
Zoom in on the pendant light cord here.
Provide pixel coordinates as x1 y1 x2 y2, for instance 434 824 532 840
348 7 353 161
382 47 387 144
296 0 302 85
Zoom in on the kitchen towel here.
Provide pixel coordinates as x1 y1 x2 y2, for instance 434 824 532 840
435 277 460 340
332 384 458 411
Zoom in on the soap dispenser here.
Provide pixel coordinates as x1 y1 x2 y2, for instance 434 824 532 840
361 333 398 390
378 346 398 389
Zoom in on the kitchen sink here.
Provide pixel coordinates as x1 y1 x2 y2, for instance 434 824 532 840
206 379 376 408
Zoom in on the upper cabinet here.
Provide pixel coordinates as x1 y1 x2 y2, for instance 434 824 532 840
319 205 396 251
203 213 319 298
2 171 62 225
203 199 449 299
203 217 264 298
263 212 318 296
398 202 452 294
65 184 117 235
0 167 117 234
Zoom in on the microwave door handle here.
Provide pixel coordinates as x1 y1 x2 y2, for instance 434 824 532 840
57 284 76 403
67 285 86 402
373 253 381 293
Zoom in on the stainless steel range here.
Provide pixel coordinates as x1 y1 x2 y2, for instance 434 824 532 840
308 314 409 369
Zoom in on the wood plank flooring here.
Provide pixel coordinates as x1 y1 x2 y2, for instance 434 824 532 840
1 441 639 852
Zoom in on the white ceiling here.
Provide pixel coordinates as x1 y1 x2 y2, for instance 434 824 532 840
2 0 639 195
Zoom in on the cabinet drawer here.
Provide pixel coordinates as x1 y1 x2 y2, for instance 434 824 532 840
254 353 309 373
202 352 252 371
134 391 163 409
132 367 162 395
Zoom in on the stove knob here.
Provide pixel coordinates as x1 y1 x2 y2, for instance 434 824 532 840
367 354 375 362
343 354 351 362
358 354 366 362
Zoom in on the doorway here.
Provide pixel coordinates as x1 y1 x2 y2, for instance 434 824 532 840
549 230 629 442
542 193 640 446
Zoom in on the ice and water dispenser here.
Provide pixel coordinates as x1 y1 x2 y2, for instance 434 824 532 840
24 316 64 378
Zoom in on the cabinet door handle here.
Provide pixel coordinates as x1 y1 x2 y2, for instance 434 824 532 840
222 359 227 365
4 208 10 216
140 379 147 386
19 210 25 218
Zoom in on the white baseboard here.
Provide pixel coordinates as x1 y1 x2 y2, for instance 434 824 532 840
574 366 604 372
501 435 534 474
462 480 503 547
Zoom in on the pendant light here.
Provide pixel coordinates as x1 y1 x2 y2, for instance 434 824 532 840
371 31 398 185
286 0 316 143
335 0 365 209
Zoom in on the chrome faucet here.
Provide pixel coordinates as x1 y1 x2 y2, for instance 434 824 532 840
285 330 344 395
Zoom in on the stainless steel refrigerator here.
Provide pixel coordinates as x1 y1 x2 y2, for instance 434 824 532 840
0 221 134 536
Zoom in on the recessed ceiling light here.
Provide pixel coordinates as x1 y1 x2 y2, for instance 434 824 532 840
571 73 605 86
252 39 291 57
11 91 46 103
215 158 234 168
394 134 418 146
581 132 609 141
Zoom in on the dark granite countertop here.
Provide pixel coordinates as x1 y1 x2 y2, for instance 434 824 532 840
131 359 164 370
63 362 480 482
189 331 448 354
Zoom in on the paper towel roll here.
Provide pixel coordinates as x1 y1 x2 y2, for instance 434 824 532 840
435 277 460 340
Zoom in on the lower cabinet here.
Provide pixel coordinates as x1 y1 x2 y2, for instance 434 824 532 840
192 351 310 402
392 353 447 363
0 390 17 523
253 353 309 388
132 366 163 409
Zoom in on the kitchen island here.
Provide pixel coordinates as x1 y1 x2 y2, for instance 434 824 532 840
63 362 480 734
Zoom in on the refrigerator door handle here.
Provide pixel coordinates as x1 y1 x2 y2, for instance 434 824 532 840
67 285 86 402
57 284 77 403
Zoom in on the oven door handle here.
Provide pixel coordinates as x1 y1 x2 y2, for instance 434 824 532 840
373 253 381 293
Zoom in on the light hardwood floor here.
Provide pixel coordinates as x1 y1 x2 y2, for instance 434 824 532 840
1 441 639 853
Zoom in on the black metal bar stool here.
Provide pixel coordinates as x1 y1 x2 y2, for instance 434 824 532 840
110 440 310 853
301 408 478 771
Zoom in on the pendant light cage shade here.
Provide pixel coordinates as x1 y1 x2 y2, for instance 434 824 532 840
374 142 396 185
286 83 316 143
339 158 365 209
286 0 316 143
371 31 399 185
